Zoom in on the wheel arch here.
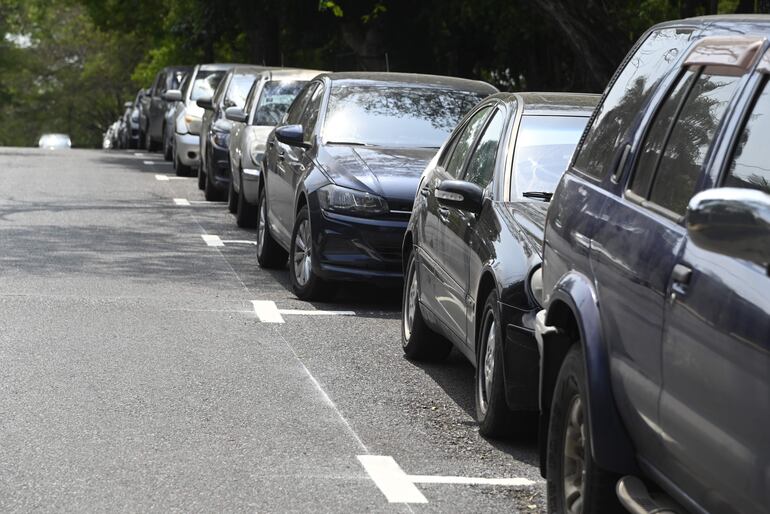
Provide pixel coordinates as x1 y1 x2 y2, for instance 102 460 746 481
474 269 499 353
538 271 638 478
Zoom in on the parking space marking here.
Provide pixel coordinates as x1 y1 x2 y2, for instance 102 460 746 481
357 456 428 504
133 152 144 157
201 234 224 247
252 300 285 323
155 174 190 181
173 198 191 206
280 309 356 316
222 239 257 245
358 455 539 504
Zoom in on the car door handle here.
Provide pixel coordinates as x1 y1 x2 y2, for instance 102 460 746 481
438 206 450 221
420 186 429 198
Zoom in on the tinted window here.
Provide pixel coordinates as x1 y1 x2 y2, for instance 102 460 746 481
464 109 504 188
254 81 308 126
285 83 317 125
300 85 324 140
573 27 694 178
512 115 590 197
190 70 225 101
323 85 485 148
649 71 741 215
225 73 257 109
444 107 491 179
630 69 698 196
726 79 770 194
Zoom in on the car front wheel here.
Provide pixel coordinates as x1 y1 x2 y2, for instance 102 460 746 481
227 178 238 213
236 169 257 228
546 346 621 514
289 205 334 301
255 187 287 268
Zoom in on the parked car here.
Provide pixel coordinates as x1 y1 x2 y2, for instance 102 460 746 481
139 65 191 152
122 91 143 150
259 72 497 300
39 133 71 149
535 17 770 514
198 65 266 201
225 68 326 226
162 73 189 161
402 92 597 437
166 63 234 177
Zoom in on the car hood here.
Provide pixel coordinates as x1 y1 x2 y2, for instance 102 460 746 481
317 145 436 211
502 201 549 258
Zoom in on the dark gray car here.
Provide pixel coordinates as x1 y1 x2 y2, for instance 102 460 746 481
139 65 191 152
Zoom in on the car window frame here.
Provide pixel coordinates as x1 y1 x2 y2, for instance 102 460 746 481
460 104 507 193
298 82 326 143
438 104 494 180
285 80 320 127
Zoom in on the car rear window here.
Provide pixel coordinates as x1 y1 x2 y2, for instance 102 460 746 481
323 85 485 148
190 70 225 101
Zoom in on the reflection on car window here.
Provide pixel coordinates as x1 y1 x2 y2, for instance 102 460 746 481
726 79 770 194
300 85 324 140
191 70 225 101
574 27 694 178
225 73 257 109
444 107 490 179
254 81 308 125
512 115 589 197
649 71 741 215
285 83 317 125
464 109 504 188
323 85 484 148
631 69 697 197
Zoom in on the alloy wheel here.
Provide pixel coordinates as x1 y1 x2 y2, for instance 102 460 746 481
293 219 312 286
479 320 496 414
403 262 418 344
257 200 267 256
563 395 586 514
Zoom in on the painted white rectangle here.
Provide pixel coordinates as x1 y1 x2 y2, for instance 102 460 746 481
173 198 191 206
133 152 144 157
155 174 169 181
252 300 285 323
201 234 224 247
221 239 257 245
279 309 356 316
143 160 156 165
357 455 427 504
408 475 536 486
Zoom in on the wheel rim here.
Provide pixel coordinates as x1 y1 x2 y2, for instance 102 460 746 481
293 219 312 286
479 319 496 414
403 261 418 344
563 395 586 514
257 200 267 254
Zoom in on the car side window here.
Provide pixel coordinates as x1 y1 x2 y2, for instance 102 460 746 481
725 78 770 194
648 70 742 215
299 84 325 141
463 109 504 189
573 27 695 179
443 106 491 179
630 69 698 197
285 83 317 126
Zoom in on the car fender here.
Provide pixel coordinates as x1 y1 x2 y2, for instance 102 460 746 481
539 270 638 476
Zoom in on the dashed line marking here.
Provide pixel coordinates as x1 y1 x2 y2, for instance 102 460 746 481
201 234 224 247
409 475 537 486
155 174 190 181
221 239 257 245
252 300 285 323
279 309 355 316
173 198 191 206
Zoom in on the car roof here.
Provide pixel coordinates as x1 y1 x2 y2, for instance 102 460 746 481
650 14 770 34
317 72 498 94
229 65 272 75
261 68 328 81
162 65 192 73
198 63 239 71
488 92 599 116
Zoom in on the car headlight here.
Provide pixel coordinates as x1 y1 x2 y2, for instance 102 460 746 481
528 264 544 308
212 130 229 147
318 184 389 216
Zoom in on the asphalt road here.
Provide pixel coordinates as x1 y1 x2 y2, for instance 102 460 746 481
0 147 545 512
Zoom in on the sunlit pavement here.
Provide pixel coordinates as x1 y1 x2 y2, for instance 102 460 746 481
0 147 545 512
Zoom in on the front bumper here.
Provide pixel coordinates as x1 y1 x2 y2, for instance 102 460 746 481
312 208 408 284
175 132 200 167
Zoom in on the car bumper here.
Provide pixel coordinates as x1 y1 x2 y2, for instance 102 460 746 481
312 208 408 284
175 133 200 167
242 167 261 204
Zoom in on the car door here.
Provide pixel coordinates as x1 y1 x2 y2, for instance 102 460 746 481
267 82 318 247
420 105 492 344
658 69 769 514
593 64 744 465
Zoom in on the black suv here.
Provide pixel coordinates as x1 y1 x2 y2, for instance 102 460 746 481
536 16 770 514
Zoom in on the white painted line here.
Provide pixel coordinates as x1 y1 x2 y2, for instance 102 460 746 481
252 300 285 323
189 200 226 204
221 239 257 245
143 160 156 165
155 174 191 181
133 152 144 157
408 475 537 486
173 198 191 206
155 174 169 181
279 309 356 316
357 456 428 504
201 234 224 247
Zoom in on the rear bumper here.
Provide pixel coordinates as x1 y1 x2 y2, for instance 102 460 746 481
175 133 200 167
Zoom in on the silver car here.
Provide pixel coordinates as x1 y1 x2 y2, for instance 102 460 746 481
165 63 234 176
225 69 325 226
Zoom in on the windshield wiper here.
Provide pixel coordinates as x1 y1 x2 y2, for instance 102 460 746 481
522 191 553 201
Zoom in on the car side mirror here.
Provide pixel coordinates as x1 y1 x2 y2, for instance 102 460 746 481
225 106 247 123
163 89 183 102
435 180 484 214
275 124 309 149
686 187 770 269
196 95 213 110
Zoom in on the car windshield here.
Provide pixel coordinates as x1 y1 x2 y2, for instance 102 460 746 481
253 80 308 125
225 73 257 109
190 70 225 101
323 85 485 148
511 115 589 198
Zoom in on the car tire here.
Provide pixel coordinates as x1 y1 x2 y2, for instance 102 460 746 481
227 179 238 213
546 346 622 514
204 167 224 201
255 186 287 268
401 248 452 361
175 154 191 177
197 166 206 190
289 205 334 301
163 126 172 161
236 170 257 228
